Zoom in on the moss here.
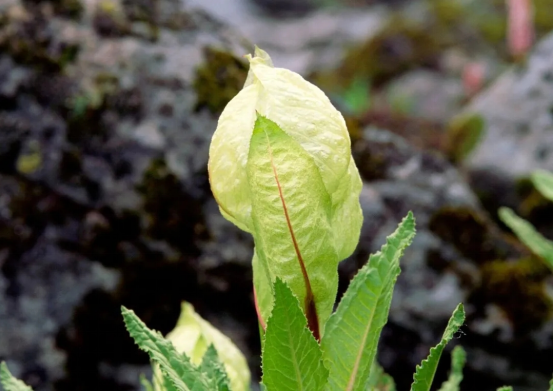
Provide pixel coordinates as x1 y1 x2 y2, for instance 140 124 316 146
51 0 84 20
514 177 553 240
16 141 42 174
66 73 119 146
534 0 553 36
93 0 131 37
0 5 80 71
444 113 485 164
137 158 206 253
478 257 552 335
193 47 248 114
430 0 506 48
121 0 160 41
429 206 521 264
324 14 445 90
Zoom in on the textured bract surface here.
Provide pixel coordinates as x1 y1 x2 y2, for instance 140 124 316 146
208 47 362 326
248 115 339 329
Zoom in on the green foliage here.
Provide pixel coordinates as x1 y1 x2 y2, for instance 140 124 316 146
340 78 372 116
139 374 154 391
366 362 396 391
321 212 416 391
438 346 466 391
445 113 485 163
496 387 513 391
158 302 250 391
199 346 232 391
261 279 328 391
0 362 33 391
411 304 466 391
531 170 554 201
121 306 214 390
498 207 553 268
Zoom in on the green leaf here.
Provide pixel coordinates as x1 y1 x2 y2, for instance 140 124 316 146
496 387 513 391
498 207 553 268
139 374 155 391
549 379 553 391
438 346 466 391
321 212 416 391
262 278 328 391
248 114 341 335
410 304 466 391
121 306 214 391
199 345 231 391
0 362 33 391
531 170 553 201
366 362 396 391
342 78 371 116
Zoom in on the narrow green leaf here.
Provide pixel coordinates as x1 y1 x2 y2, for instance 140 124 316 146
549 379 553 391
499 207 553 268
366 362 396 391
262 279 328 391
496 387 513 391
531 170 553 201
199 345 231 391
321 212 416 391
0 362 33 391
121 306 214 391
248 114 340 335
139 374 155 391
411 304 466 391
438 346 466 391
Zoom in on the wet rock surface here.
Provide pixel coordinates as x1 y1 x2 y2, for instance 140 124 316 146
0 0 552 390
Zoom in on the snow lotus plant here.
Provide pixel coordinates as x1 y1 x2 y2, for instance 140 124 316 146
5 47 542 391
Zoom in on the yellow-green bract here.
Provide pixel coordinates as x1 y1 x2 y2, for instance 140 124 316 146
153 303 250 391
208 47 363 332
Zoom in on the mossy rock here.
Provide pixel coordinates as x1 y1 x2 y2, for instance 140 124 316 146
193 47 248 114
478 257 552 335
0 5 80 71
444 113 485 164
429 206 522 264
137 158 206 252
316 14 445 91
93 0 131 37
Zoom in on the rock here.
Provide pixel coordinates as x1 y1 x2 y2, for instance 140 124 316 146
384 70 464 122
186 0 386 74
466 33 553 180
0 1 258 389
345 127 552 390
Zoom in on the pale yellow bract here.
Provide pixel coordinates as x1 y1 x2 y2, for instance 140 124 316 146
208 47 352 233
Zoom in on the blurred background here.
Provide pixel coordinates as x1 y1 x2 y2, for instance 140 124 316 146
0 0 552 390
